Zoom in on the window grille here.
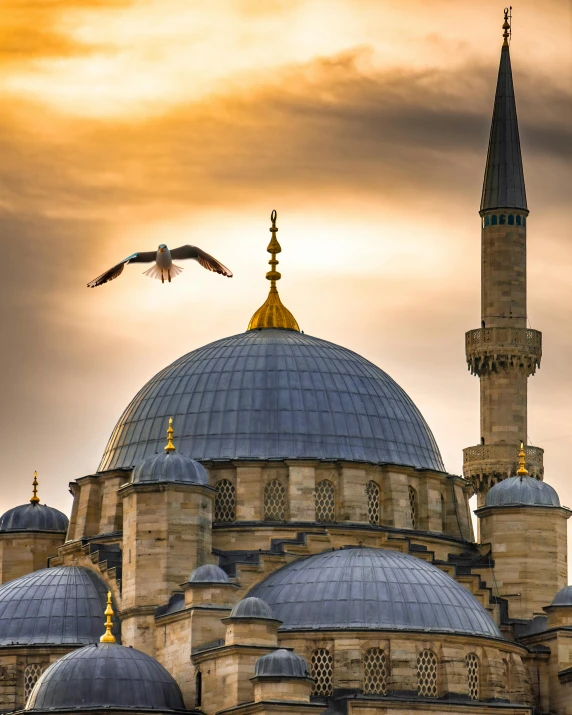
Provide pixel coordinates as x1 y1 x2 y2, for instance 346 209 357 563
311 648 333 697
417 649 438 697
408 486 418 529
363 648 387 695
214 480 236 523
465 653 479 700
366 481 381 525
24 664 44 701
264 479 286 521
315 480 335 522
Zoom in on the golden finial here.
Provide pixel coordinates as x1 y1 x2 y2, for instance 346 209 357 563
502 7 512 46
30 471 40 504
517 441 528 477
100 591 116 643
247 210 300 332
165 417 176 453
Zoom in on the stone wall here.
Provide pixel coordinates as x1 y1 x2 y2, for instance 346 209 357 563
0 532 65 584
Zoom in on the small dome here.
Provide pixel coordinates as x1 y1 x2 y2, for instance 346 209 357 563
0 503 68 533
189 564 230 584
26 643 185 712
551 586 572 607
248 547 502 638
255 649 310 679
132 452 208 486
230 597 275 620
485 476 560 508
0 566 118 646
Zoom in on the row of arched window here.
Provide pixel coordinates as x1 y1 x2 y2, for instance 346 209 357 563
214 479 423 529
309 648 480 700
482 213 526 228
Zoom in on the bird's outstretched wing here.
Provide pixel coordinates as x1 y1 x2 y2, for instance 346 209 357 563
87 251 157 288
170 245 233 277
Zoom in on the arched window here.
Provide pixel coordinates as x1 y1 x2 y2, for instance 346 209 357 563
315 480 335 522
440 494 446 533
408 486 418 529
522 216 526 227
366 481 381 525
516 215 521 226
363 648 387 695
195 671 202 708
465 653 479 700
484 215 490 227
417 649 438 697
508 214 514 225
499 214 506 224
311 648 333 697
491 215 497 225
264 479 286 521
214 479 236 523
24 664 44 701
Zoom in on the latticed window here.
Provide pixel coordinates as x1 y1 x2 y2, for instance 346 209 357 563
366 481 381 525
311 648 333 697
408 486 418 529
417 649 438 697
24 664 44 701
363 648 387 695
315 480 335 522
264 479 286 521
465 653 479 700
214 480 236 523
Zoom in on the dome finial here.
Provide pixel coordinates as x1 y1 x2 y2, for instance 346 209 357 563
30 471 40 504
517 441 528 478
502 6 511 46
165 417 176 452
247 211 300 332
100 591 116 643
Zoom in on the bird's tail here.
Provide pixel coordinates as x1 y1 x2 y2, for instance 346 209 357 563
142 263 184 281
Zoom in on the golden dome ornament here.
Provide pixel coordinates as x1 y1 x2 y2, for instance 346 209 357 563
100 591 117 643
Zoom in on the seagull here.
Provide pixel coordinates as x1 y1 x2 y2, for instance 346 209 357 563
87 244 233 287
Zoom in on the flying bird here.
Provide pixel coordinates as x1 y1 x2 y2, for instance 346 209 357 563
87 244 233 287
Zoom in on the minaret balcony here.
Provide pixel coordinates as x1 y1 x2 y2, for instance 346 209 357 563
465 327 542 377
463 443 544 494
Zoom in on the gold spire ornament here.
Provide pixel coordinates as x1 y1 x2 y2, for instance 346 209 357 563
247 210 300 332
517 441 528 477
502 6 512 46
100 591 116 643
165 417 176 453
30 471 40 504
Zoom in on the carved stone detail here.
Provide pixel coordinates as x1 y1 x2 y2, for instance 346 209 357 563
463 443 544 494
465 327 542 377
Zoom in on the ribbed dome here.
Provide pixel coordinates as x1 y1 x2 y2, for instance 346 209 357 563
26 643 185 712
189 564 230 583
255 649 310 679
132 452 208 485
248 547 502 638
0 503 68 533
485 476 560 507
230 597 275 620
99 330 444 472
0 567 119 646
550 586 572 607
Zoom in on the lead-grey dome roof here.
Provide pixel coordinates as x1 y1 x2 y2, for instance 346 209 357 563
189 564 230 583
132 452 208 485
550 586 572 607
248 547 502 638
0 503 68 533
230 597 276 620
255 649 310 679
26 643 185 712
98 330 444 472
0 566 119 646
485 476 560 508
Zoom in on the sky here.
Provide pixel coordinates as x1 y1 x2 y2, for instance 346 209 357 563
1 0 572 556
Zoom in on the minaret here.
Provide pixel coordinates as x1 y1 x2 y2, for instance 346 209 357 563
463 10 543 506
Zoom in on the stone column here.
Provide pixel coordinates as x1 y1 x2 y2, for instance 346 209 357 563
235 464 263 521
286 461 317 523
339 465 368 524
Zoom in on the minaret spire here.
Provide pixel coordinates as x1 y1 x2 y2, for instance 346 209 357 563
30 471 40 504
463 10 543 505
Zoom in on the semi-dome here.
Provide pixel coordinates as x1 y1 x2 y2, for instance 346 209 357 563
132 452 208 486
98 330 444 472
550 586 572 607
189 564 230 583
0 566 119 646
0 503 68 533
248 547 502 638
485 476 560 508
255 649 310 679
26 643 185 712
230 597 275 620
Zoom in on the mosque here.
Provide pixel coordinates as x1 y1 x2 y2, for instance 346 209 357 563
1 12 571 715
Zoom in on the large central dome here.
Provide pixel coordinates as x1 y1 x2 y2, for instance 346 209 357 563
99 329 443 472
